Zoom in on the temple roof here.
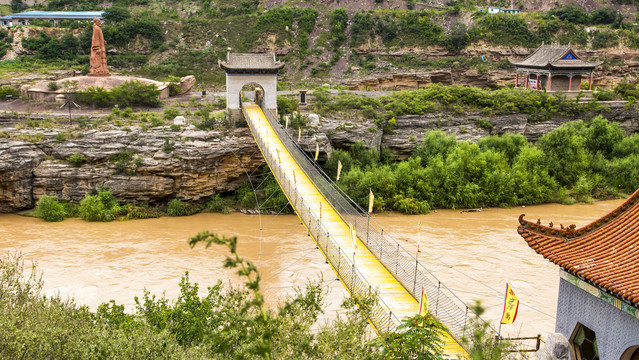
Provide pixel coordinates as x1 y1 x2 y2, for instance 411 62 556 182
509 44 602 69
518 188 639 306
218 53 284 72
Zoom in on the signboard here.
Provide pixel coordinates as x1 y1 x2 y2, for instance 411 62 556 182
528 79 537 88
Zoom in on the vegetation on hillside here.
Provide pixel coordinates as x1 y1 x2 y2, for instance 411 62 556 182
1 0 634 86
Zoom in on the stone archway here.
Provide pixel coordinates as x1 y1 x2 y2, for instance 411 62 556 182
219 53 283 120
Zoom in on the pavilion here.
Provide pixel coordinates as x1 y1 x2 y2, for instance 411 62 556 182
517 189 639 360
510 44 602 91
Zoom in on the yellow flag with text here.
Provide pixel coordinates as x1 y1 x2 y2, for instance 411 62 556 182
418 287 428 315
285 117 289 129
315 143 319 161
500 283 519 324
368 189 374 213
337 160 343 181
298 127 301 142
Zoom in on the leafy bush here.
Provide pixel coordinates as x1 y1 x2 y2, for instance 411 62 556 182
0 86 19 99
33 195 66 222
166 198 190 216
79 187 123 222
67 152 85 167
77 81 161 108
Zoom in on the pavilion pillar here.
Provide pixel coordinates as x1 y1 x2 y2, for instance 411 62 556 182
515 72 519 88
589 73 593 91
525 74 529 89
547 73 552 91
536 74 540 90
568 74 573 92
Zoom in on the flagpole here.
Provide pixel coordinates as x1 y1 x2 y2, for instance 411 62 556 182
499 283 508 338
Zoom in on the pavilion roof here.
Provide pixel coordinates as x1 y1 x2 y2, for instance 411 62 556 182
219 53 284 71
517 188 639 307
509 44 602 69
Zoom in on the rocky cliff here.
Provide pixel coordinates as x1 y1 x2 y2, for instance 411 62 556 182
0 126 263 212
2 103 638 212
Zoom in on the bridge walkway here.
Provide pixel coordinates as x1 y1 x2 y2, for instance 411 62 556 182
243 103 467 357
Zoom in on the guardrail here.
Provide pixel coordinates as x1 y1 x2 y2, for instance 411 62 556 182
257 107 500 345
243 105 402 333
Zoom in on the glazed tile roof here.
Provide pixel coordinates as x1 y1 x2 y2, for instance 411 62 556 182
518 189 639 306
219 53 284 71
509 44 602 69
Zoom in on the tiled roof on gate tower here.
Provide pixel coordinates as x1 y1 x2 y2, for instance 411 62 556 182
509 44 602 69
219 53 284 72
517 188 639 307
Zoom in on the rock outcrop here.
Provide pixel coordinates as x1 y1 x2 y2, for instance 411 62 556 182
0 126 263 212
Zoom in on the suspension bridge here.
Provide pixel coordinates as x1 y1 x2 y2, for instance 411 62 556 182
242 102 496 357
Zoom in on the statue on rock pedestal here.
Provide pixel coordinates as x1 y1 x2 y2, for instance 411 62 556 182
88 17 109 77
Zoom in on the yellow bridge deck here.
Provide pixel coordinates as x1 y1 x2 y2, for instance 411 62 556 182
243 104 467 357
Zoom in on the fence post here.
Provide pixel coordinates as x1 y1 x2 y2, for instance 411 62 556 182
395 244 399 275
351 263 355 292
464 305 469 334
337 247 341 274
413 254 419 295
435 281 441 317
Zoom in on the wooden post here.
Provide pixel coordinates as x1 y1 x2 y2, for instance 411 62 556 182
515 72 519 88
547 74 552 92
589 73 593 91
536 74 540 90
525 74 529 89
568 74 573 92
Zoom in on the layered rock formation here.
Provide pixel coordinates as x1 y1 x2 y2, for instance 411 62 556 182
0 126 263 212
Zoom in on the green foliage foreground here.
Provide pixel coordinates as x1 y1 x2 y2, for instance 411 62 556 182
330 116 638 212
0 232 507 359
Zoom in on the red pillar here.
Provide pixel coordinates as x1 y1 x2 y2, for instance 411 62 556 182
525 75 529 89
547 74 552 91
515 73 519 88
589 74 593 91
536 74 540 90
568 74 573 92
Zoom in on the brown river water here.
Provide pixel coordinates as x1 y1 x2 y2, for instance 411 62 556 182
0 199 624 338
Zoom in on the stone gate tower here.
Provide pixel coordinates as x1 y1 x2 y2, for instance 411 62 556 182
219 53 284 120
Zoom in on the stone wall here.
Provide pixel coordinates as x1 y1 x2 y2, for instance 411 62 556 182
555 277 639 360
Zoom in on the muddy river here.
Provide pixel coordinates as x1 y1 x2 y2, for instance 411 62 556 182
0 199 624 338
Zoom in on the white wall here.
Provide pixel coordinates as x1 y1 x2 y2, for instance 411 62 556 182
226 73 277 111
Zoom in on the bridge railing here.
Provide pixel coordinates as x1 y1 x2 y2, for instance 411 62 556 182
244 105 402 333
260 108 499 344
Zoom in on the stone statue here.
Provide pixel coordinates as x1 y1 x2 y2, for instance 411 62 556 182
88 17 109 77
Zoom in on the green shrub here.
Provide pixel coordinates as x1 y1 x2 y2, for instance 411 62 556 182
33 195 66 222
67 152 85 167
167 198 190 216
163 107 181 120
0 86 19 99
47 81 60 91
77 81 161 108
79 188 123 222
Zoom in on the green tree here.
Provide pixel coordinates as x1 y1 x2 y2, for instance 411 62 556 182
103 6 131 23
539 121 589 187
33 195 66 222
329 9 348 49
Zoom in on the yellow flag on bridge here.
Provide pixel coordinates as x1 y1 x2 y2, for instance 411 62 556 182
315 143 319 161
418 287 428 316
336 160 343 181
368 189 374 213
500 283 519 324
